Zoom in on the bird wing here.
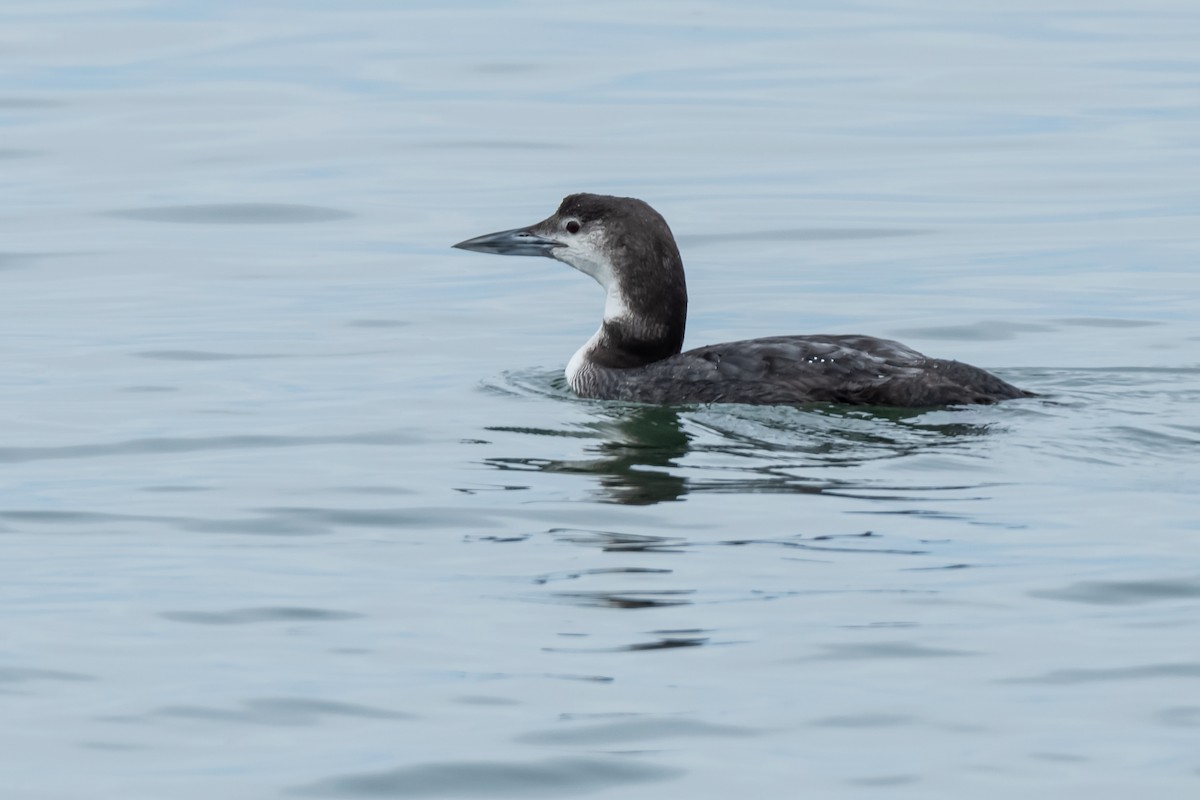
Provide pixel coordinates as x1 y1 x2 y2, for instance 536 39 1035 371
615 335 1018 406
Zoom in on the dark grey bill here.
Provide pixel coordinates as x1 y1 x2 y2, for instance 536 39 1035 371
452 226 562 257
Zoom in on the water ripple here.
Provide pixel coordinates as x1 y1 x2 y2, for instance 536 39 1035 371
107 203 353 224
161 608 363 625
0 431 414 464
1004 664 1200 684
289 757 684 797
810 642 974 660
515 717 757 745
1031 576 1200 605
0 667 94 684
154 698 413 726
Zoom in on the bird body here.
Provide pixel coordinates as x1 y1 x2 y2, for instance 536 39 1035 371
454 193 1031 408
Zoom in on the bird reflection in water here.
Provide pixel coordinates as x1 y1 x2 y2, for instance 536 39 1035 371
484 402 996 506
486 405 691 504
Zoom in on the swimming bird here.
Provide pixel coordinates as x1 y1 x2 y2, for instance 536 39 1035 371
453 193 1031 407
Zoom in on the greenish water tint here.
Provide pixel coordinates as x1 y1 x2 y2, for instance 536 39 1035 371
2 1 1199 798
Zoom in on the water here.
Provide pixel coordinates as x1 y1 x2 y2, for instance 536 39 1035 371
3 1 1199 797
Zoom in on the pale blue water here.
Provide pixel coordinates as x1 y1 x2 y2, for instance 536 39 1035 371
3 1 1199 798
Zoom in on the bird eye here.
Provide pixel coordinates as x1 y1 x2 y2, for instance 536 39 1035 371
565 220 581 234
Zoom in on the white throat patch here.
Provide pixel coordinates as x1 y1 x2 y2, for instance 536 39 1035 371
552 229 630 324
555 226 636 392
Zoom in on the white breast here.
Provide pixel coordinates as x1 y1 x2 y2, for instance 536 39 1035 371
565 328 602 391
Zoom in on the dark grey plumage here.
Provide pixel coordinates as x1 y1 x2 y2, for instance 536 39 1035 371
454 193 1032 408
571 334 1029 406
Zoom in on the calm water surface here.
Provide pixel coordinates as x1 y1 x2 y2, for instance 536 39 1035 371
3 1 1199 798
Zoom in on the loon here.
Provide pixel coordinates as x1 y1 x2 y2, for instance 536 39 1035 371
453 193 1031 407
